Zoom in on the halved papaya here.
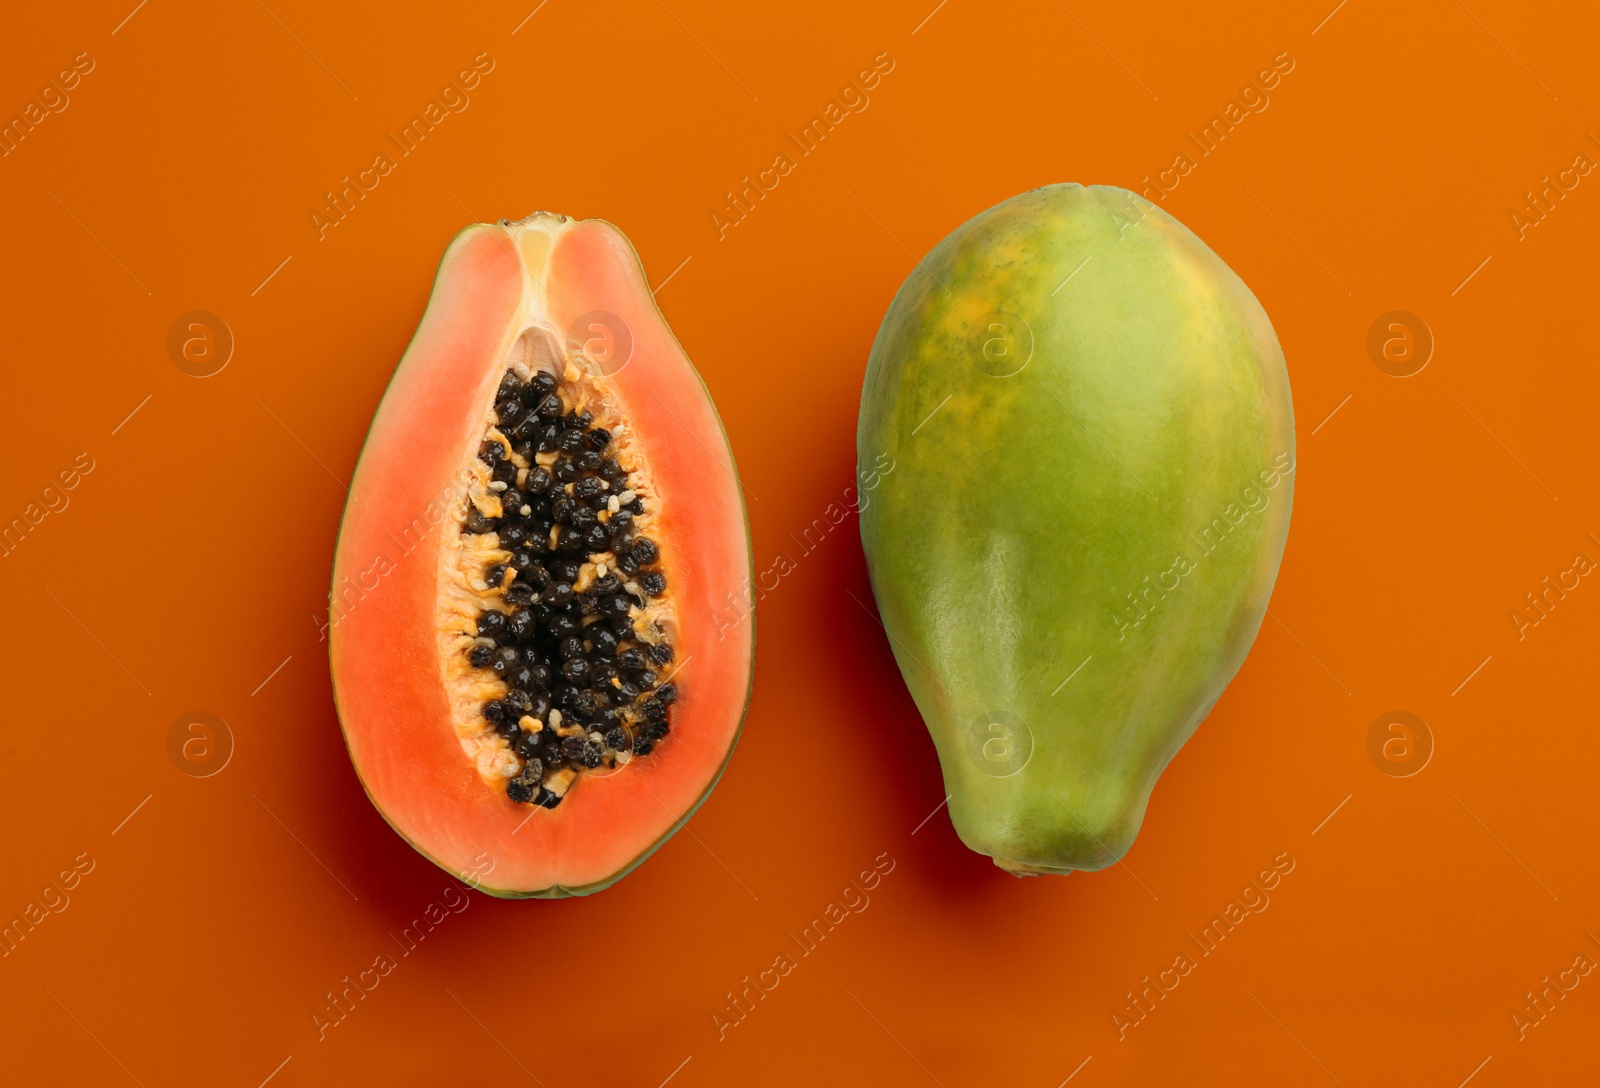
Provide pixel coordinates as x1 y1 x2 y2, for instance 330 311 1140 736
330 213 753 898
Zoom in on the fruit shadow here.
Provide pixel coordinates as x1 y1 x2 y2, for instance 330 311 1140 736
291 682 468 915
295 693 619 932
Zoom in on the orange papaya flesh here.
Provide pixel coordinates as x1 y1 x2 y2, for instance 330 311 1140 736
330 213 754 898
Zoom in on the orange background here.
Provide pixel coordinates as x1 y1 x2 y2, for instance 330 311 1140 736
2 1 1598 1085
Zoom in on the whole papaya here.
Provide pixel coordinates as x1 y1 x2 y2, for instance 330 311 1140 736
858 184 1294 875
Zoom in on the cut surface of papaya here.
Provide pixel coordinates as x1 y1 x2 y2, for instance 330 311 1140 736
331 213 753 898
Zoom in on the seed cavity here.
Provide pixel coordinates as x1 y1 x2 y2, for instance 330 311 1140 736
458 367 676 808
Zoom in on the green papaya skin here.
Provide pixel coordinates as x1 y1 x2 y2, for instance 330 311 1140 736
858 184 1294 875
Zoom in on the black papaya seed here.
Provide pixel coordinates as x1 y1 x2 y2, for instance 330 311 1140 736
493 397 522 425
515 413 546 441
508 610 536 642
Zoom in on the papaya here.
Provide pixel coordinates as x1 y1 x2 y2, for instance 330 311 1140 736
858 184 1294 875
330 212 753 898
